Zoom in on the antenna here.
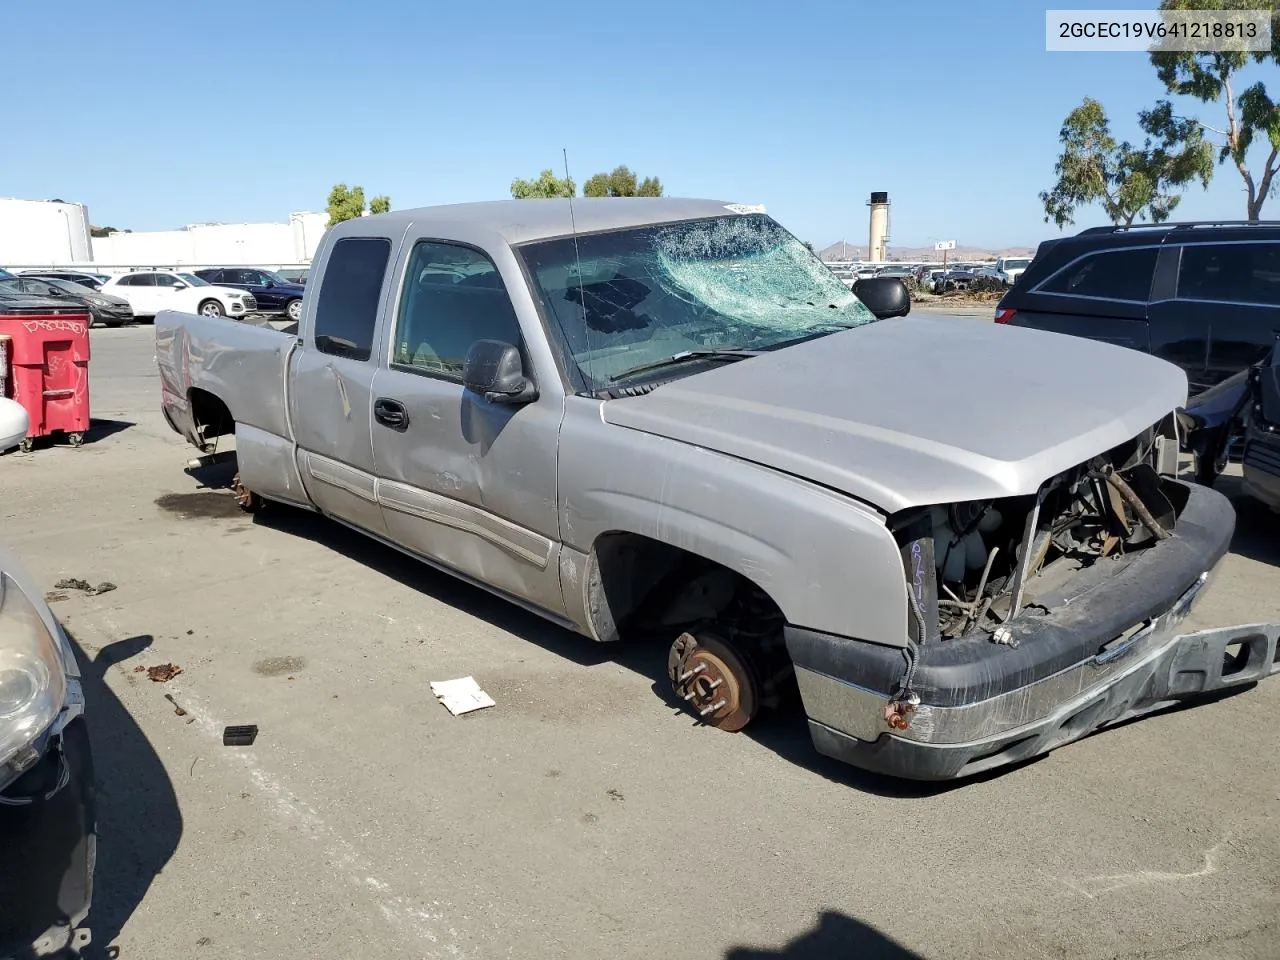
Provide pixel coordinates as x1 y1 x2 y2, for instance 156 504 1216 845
563 148 589 348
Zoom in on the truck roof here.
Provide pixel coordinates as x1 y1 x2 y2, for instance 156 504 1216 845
344 198 742 245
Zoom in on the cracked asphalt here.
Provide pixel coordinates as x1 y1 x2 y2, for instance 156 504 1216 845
2 322 1277 959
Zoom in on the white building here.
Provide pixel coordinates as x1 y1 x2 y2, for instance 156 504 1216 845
92 212 327 267
0 196 326 270
0 198 92 266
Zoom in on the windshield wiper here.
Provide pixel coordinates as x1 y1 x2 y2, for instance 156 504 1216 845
609 348 759 383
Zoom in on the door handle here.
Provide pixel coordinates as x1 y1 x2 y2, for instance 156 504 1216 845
374 398 409 431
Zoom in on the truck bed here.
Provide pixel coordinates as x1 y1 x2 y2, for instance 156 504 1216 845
155 309 296 449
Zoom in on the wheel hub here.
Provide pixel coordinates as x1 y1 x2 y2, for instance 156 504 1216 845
231 472 258 510
668 631 759 732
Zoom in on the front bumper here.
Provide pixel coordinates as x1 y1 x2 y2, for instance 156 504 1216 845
787 481 1280 780
0 717 96 957
92 304 134 325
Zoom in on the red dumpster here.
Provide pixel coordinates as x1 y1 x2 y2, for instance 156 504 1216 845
0 298 91 451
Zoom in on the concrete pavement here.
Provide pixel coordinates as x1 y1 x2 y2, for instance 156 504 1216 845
3 325 1278 959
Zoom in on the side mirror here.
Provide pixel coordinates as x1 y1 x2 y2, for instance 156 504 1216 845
463 339 537 404
172 282 187 290
852 277 911 319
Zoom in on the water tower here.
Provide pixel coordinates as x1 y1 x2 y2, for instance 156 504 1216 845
867 191 890 263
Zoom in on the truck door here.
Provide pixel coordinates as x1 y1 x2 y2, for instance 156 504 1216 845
288 235 393 537
369 239 565 616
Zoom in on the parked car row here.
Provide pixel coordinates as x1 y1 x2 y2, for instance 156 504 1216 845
0 274 134 327
0 265 310 326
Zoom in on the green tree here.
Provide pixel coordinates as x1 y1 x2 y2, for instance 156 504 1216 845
327 184 367 226
1150 0 1280 219
1040 97 1211 228
582 165 664 197
369 195 391 215
510 169 576 198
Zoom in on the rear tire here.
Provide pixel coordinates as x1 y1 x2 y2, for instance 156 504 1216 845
285 299 302 322
198 299 225 318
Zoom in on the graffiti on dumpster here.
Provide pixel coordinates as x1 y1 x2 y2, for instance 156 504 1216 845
21 319 86 335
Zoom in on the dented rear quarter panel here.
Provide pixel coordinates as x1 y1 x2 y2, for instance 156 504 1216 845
155 311 296 446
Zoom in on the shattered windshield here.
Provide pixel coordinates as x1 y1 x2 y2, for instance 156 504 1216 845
519 213 877 390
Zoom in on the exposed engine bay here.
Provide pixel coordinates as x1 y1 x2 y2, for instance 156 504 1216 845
891 418 1184 643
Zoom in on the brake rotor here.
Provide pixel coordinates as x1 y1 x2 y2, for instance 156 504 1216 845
668 631 759 732
231 473 262 512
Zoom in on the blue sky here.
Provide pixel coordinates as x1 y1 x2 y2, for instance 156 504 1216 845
2 0 1274 248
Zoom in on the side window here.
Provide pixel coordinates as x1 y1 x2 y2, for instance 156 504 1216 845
227 269 256 284
1178 243 1280 306
1040 248 1157 302
313 237 391 361
153 273 178 288
203 270 225 283
127 273 155 287
114 275 134 287
391 242 523 379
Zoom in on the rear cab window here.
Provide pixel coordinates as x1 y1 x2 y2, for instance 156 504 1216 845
313 237 392 361
1038 247 1158 302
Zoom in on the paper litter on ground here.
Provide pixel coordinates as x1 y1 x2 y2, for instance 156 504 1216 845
430 676 496 716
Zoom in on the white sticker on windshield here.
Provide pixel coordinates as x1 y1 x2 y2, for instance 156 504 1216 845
724 203 767 215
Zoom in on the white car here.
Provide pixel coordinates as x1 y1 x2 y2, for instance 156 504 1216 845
0 397 28 451
100 270 257 320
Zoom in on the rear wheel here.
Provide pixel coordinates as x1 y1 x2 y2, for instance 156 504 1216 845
285 298 302 322
198 299 225 318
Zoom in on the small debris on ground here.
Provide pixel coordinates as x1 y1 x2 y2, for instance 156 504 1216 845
607 788 625 802
430 676 495 716
163 692 188 717
223 724 258 746
144 663 183 683
53 578 117 596
44 592 69 603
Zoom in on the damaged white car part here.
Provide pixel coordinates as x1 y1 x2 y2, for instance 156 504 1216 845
0 548 95 960
0 572 70 794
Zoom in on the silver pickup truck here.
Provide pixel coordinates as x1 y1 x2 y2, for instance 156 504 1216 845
156 198 1279 780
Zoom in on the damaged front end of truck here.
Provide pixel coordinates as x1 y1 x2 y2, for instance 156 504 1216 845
791 418 1280 780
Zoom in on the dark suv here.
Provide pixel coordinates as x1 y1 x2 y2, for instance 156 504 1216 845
193 267 305 321
995 221 1280 395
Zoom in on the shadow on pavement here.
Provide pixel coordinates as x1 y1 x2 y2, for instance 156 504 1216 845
72 631 183 959
83 419 134 445
724 911 925 960
1218 475 1280 567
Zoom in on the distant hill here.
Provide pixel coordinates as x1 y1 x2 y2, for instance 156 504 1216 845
819 240 1036 262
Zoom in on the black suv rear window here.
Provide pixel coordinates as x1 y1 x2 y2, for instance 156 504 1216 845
1040 247 1157 302
1178 242 1280 306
